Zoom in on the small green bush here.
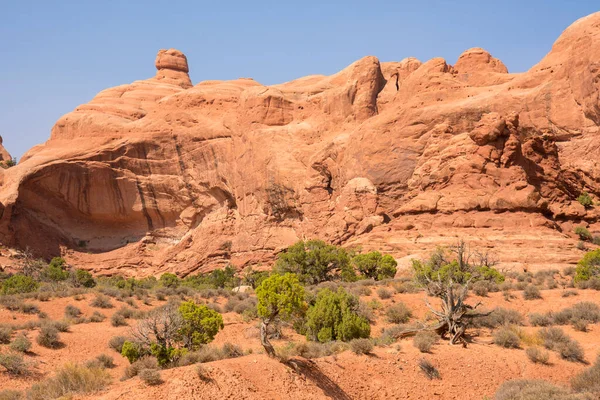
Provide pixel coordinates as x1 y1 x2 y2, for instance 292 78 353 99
413 331 437 353
575 226 593 242
121 341 142 363
72 269 96 288
159 273 180 288
305 287 370 342
493 327 521 348
577 192 593 208
574 249 600 283
1 275 39 295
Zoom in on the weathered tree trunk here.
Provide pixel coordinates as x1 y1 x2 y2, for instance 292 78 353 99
260 318 276 357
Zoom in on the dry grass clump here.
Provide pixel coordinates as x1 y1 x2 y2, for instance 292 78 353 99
539 327 585 363
0 325 13 344
0 389 23 400
139 368 162 386
472 307 524 329
0 352 31 375
523 285 543 300
376 287 392 299
89 311 106 323
413 331 438 353
36 323 61 348
349 338 374 355
529 313 554 327
196 364 212 382
493 327 521 349
90 294 113 309
95 354 115 369
9 334 31 353
27 363 111 400
110 313 128 327
494 379 582 400
571 355 600 394
122 356 159 380
64 304 82 319
526 347 550 365
418 358 440 380
19 303 39 315
108 336 127 353
385 303 412 324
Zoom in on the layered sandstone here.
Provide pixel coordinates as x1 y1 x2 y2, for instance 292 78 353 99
2 13 600 276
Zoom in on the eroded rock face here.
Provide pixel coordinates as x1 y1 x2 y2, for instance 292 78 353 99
2 13 600 275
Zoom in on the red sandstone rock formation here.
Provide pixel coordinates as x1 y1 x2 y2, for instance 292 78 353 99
1 13 600 276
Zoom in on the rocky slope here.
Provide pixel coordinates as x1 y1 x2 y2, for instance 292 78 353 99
1 14 600 275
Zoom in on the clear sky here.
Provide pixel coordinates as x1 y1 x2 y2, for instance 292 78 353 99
1 1 598 159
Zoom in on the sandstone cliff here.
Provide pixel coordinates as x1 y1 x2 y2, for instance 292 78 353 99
2 13 600 275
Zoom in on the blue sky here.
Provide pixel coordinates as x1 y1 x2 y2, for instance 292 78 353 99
1 1 598 159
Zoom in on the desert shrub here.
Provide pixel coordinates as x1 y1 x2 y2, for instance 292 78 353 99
558 340 585 363
139 368 162 385
0 390 23 400
349 338 373 355
352 251 397 281
1 275 39 295
108 336 127 353
292 341 342 359
472 280 490 296
572 320 588 332
577 192 594 208
376 287 392 299
472 307 524 329
494 379 578 400
178 300 224 350
305 287 370 342
552 302 600 326
122 356 160 380
529 313 553 327
0 352 30 375
36 292 51 302
574 249 600 283
413 331 437 353
418 358 440 380
562 290 579 297
575 226 593 242
0 296 24 312
0 325 13 344
121 341 142 363
51 320 70 332
89 311 106 323
64 305 82 319
493 327 521 348
274 240 353 284
95 354 114 369
221 342 244 358
110 313 128 327
90 294 113 309
26 363 111 400
523 285 542 300
539 327 571 350
9 334 32 353
571 355 600 394
19 303 39 314
37 323 61 348
577 241 587 251
526 347 550 364
42 257 69 282
385 303 412 324
71 269 95 288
